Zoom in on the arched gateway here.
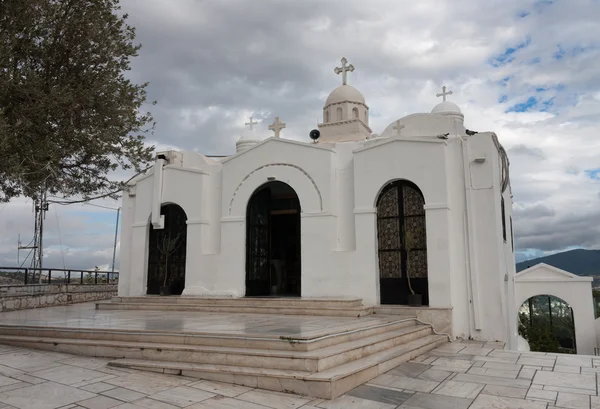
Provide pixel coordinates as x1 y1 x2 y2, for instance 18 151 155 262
376 180 428 305
246 181 301 297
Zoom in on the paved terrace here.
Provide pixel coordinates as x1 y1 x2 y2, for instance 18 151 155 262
0 334 600 408
0 303 403 339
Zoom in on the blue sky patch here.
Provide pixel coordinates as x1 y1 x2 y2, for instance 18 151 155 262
498 95 508 103
506 96 537 113
489 37 531 67
539 97 555 112
506 96 556 113
585 169 600 180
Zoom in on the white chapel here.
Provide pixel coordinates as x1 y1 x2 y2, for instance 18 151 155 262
118 58 518 348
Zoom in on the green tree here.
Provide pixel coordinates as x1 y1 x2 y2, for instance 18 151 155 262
0 0 155 202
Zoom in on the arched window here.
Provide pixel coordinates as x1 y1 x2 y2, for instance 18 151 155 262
324 110 329 123
336 107 343 121
352 107 359 119
376 181 428 305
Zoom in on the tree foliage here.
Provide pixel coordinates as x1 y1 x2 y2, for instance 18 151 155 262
0 0 155 202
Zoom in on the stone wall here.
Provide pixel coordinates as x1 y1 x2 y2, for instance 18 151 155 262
0 283 117 312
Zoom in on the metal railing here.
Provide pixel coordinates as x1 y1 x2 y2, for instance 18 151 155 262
0 267 119 285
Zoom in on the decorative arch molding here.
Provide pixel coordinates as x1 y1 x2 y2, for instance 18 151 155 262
372 178 427 208
228 163 323 216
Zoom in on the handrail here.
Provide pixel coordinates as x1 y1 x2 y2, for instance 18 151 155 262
0 266 119 285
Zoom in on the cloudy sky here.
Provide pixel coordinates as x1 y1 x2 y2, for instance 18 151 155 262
1 0 599 271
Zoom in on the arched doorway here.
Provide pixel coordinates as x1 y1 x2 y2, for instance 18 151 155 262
246 181 301 297
518 295 576 353
376 180 428 305
147 204 187 295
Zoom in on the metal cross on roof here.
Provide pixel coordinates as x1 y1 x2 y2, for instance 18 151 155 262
268 117 286 138
244 116 258 130
436 86 453 102
334 57 355 86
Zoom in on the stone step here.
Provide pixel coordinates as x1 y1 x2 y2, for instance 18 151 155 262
96 301 376 317
0 318 417 352
0 324 432 372
110 296 364 308
108 334 448 399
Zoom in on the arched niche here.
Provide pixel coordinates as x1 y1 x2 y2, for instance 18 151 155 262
376 180 428 305
245 181 301 297
147 203 187 295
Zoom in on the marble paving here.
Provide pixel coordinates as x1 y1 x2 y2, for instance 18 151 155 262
1 340 600 408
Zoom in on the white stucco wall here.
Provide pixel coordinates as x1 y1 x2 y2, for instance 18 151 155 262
515 263 596 355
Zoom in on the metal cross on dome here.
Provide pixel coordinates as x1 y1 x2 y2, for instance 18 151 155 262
334 57 355 85
268 117 286 138
393 120 405 135
436 86 453 102
245 116 258 130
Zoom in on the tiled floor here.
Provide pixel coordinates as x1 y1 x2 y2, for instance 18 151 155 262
0 341 599 408
0 303 401 339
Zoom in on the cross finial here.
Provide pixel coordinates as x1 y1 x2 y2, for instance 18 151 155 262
245 116 258 130
334 57 355 85
268 117 286 138
393 120 405 135
436 85 453 102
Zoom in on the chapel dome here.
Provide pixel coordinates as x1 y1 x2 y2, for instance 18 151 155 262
325 85 366 106
431 101 462 114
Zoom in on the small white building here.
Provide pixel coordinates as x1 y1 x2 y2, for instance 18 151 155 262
118 58 518 347
515 263 596 355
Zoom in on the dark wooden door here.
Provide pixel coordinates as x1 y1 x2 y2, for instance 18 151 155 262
377 181 428 305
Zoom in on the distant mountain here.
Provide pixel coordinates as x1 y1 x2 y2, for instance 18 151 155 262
516 249 600 276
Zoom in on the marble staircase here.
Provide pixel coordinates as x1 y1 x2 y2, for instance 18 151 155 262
0 298 451 399
96 296 379 317
0 312 447 399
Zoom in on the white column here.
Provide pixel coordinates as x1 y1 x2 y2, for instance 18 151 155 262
424 205 453 308
117 193 134 296
335 146 356 251
203 168 222 254
128 224 149 296
354 209 379 305
151 159 165 229
183 221 202 295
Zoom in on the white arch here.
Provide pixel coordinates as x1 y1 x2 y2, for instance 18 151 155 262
515 264 596 354
228 163 323 216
